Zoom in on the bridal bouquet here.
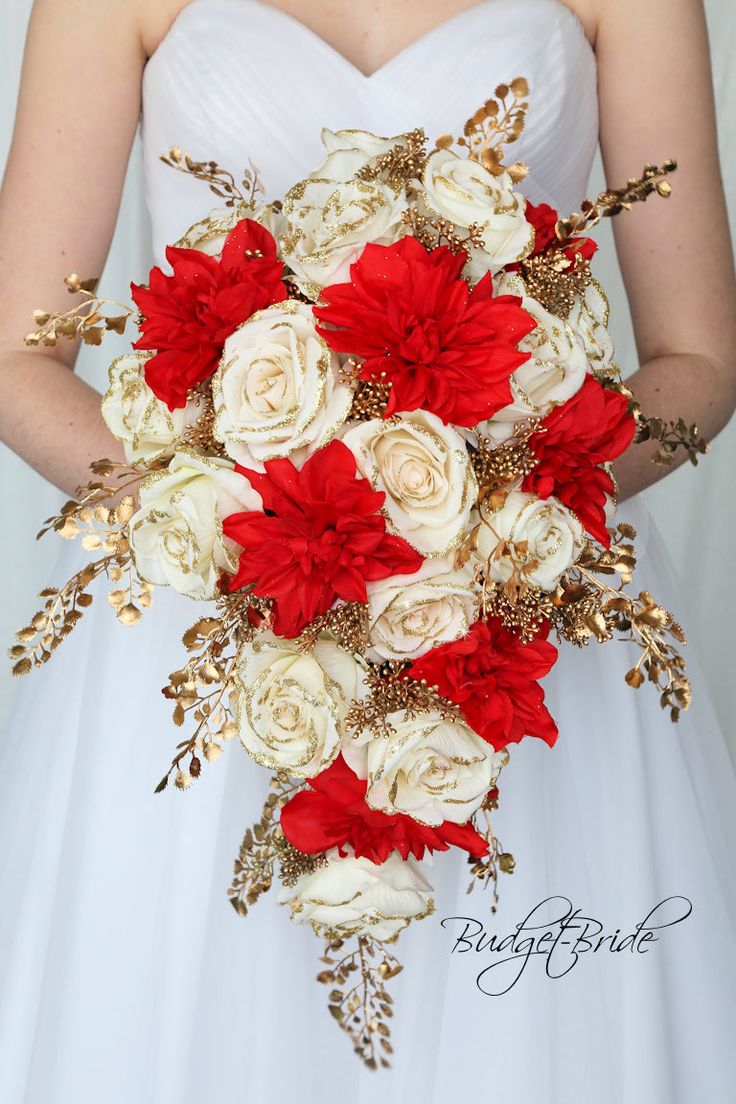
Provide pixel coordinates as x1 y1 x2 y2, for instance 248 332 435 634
13 80 703 1067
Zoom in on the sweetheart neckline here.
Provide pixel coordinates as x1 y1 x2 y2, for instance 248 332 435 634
146 0 595 82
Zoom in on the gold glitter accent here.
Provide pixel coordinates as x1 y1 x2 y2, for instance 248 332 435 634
295 601 371 654
518 247 593 320
470 423 541 498
275 833 328 889
401 207 487 257
345 660 463 740
337 360 393 420
355 128 428 188
478 580 555 643
180 386 228 457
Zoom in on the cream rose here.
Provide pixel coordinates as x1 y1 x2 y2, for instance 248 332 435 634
279 176 408 297
101 353 197 464
280 847 434 942
212 300 353 467
343 710 503 827
483 272 588 443
420 148 533 275
234 634 363 777
128 450 258 600
312 127 409 183
365 557 479 662
473 487 584 592
175 202 287 256
567 278 616 375
341 411 477 557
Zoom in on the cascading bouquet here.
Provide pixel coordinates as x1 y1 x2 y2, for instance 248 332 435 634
12 80 706 1067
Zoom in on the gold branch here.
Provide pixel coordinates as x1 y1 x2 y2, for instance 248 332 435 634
160 147 263 209
227 774 306 916
556 160 677 239
24 274 136 349
318 935 403 1069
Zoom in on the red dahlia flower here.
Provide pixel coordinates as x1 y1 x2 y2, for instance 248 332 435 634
222 440 423 638
407 619 559 752
313 236 536 427
131 219 287 410
522 375 636 548
280 754 489 863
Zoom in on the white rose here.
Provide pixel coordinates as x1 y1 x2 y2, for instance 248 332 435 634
128 450 259 599
312 127 409 183
567 278 616 375
174 202 287 256
343 710 504 827
212 300 353 468
483 272 588 443
279 176 408 297
474 487 584 592
342 410 477 557
101 353 198 464
279 847 434 942
234 634 364 777
420 148 533 274
365 557 479 662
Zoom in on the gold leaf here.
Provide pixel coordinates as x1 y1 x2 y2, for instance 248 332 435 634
625 666 644 689
117 603 142 626
12 658 33 677
114 496 136 525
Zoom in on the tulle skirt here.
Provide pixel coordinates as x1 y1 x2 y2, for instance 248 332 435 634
1 494 735 1103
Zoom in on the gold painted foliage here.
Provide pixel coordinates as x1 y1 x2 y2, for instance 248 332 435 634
556 160 677 240
24 274 136 350
466 773 514 912
634 411 709 467
437 77 530 183
318 935 402 1070
552 524 690 721
160 147 263 208
228 774 308 917
10 462 153 676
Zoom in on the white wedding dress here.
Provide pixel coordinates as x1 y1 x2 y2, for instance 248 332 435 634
1 1 735 1101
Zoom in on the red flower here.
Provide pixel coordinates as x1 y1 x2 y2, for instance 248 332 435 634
313 236 536 426
222 440 423 638
525 201 561 255
523 376 636 547
131 219 287 410
280 754 489 863
407 619 558 752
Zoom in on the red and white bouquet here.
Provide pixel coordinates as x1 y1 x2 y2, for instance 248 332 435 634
14 81 701 1066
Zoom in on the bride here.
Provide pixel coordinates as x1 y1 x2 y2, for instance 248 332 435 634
1 1 735 1101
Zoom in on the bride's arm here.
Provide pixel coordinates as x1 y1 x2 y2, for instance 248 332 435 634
593 0 736 500
0 0 156 497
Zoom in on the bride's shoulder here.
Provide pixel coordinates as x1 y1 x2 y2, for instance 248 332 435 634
138 0 200 59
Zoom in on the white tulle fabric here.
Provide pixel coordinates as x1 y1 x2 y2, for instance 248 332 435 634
1 2 735 1101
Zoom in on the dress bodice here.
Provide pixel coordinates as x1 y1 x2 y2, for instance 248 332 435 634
140 0 598 264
